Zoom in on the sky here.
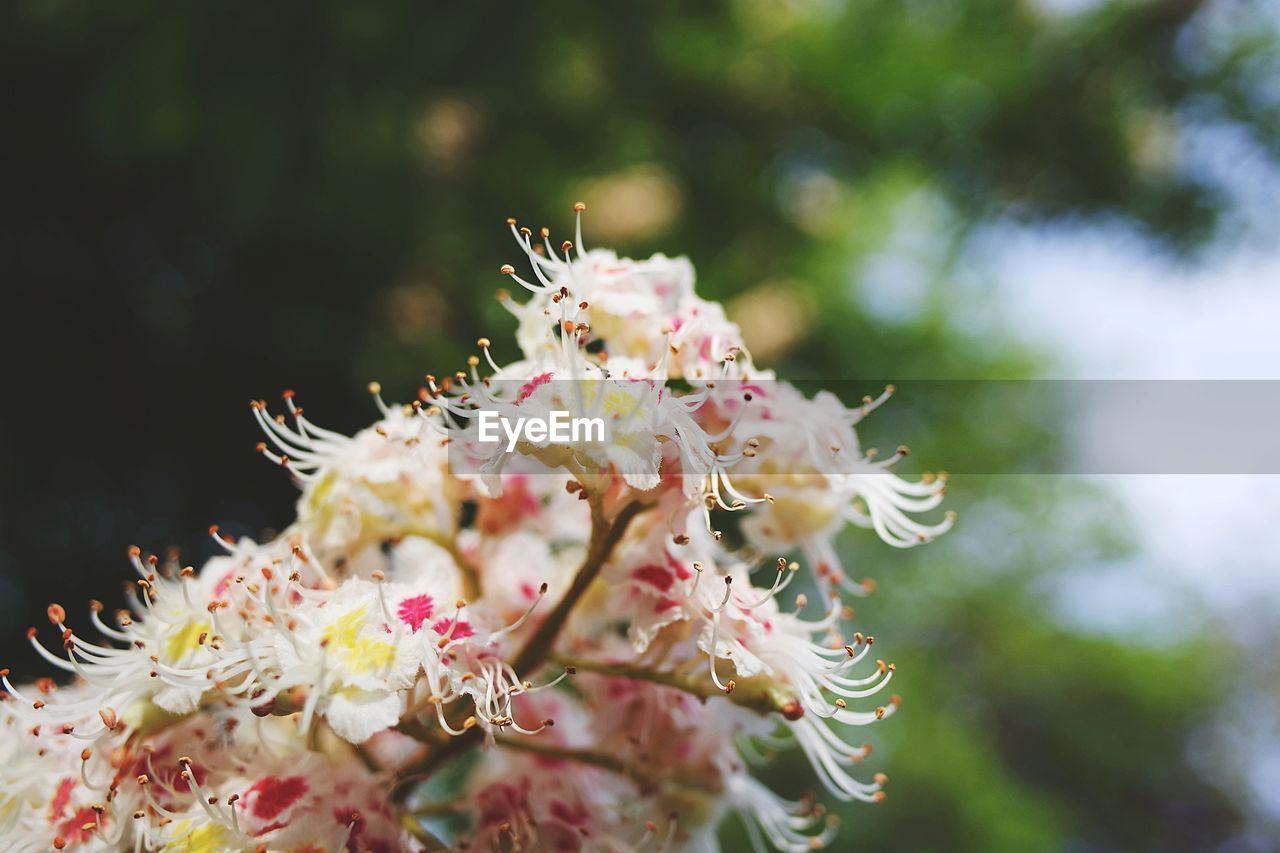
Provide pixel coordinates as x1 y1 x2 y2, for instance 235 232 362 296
964 102 1280 828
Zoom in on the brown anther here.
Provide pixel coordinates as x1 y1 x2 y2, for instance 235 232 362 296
561 240 573 253
80 748 91 761
506 217 516 225
371 570 386 582
46 604 65 625
500 264 515 275
724 680 736 694
538 582 549 594
53 837 67 849
98 707 118 730
565 665 577 675
673 534 690 546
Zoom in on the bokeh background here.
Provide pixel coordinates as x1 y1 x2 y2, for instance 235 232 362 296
2 1 1278 849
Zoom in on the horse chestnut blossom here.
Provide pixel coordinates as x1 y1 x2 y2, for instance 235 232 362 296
0 205 951 851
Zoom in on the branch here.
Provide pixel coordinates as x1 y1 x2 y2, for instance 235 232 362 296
510 496 648 675
553 654 801 719
494 736 637 780
390 491 650 796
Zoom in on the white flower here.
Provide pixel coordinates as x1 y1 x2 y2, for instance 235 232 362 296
499 205 760 379
0 205 955 852
0 704 413 852
725 381 954 592
253 390 458 567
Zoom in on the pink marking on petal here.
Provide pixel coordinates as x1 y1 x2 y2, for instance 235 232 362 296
432 617 474 640
396 594 435 634
516 372 553 404
245 775 309 822
49 777 75 822
632 564 674 592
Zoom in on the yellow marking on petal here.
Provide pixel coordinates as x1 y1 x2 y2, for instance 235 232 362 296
168 820 231 853
349 637 395 673
165 620 211 662
323 607 368 650
601 389 629 415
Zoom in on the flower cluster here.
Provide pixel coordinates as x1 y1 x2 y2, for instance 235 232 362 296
1 205 950 851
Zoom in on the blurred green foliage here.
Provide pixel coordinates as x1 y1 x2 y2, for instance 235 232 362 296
3 0 1275 849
